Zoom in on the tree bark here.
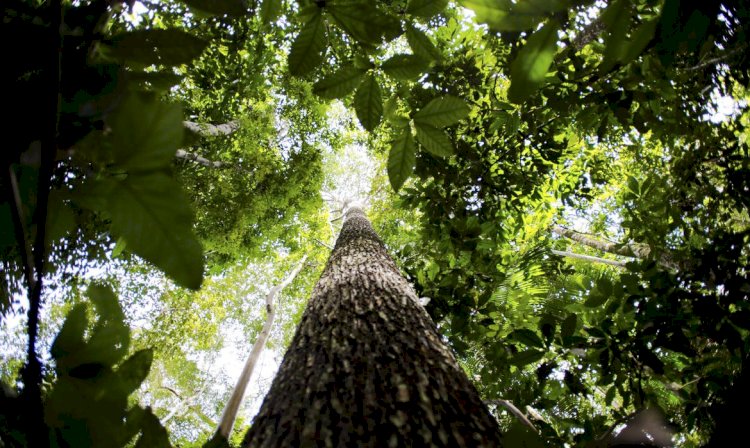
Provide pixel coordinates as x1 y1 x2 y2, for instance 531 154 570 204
550 249 628 268
183 120 241 137
243 207 502 447
175 149 225 168
216 254 308 439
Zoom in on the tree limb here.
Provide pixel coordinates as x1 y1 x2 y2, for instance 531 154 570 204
551 249 628 267
175 149 225 168
183 120 241 137
485 399 538 433
215 254 309 439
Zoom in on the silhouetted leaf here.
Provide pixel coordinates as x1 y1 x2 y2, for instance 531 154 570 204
181 0 246 16
507 20 560 103
407 0 448 19
313 66 366 99
381 54 430 80
109 29 208 66
413 96 470 128
288 11 327 76
414 122 453 157
354 75 383 131
388 128 416 191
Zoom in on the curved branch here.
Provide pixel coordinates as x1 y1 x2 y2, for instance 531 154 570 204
183 120 241 137
485 399 538 433
175 149 225 169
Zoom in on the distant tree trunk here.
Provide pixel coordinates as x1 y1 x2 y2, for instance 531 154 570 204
215 254 308 439
243 207 502 447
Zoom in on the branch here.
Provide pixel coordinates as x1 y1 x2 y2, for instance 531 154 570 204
175 149 225 169
551 249 628 268
183 120 241 137
485 399 538 433
551 226 679 270
215 254 309 439
685 44 748 72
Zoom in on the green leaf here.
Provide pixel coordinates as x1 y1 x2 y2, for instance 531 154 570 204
313 66 366 99
599 0 629 73
388 128 416 191
413 95 470 128
623 17 659 64
260 0 283 24
381 54 430 80
117 349 154 396
109 29 208 66
561 314 577 338
134 407 171 448
406 26 441 61
510 349 545 366
127 71 183 91
459 0 549 31
510 329 545 348
584 289 608 308
414 122 454 157
181 0 246 16
504 421 546 448
107 172 204 289
46 192 76 244
354 75 383 131
507 20 560 104
288 11 327 76
384 97 410 128
110 93 183 172
407 0 448 19
327 2 397 44
50 304 88 366
86 285 130 367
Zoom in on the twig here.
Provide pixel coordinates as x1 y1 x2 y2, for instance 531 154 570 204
313 238 333 250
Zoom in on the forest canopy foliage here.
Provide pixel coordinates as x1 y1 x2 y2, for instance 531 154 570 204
1 0 749 446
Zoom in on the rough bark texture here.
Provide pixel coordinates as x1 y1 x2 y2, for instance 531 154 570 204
243 208 502 447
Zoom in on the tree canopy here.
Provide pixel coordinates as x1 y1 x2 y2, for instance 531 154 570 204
1 0 749 446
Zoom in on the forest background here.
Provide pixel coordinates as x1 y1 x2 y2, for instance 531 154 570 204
1 0 749 446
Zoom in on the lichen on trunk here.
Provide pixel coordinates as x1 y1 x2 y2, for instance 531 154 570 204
243 207 502 447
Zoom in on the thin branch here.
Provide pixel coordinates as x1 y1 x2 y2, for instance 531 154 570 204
551 249 628 268
215 255 309 439
486 399 538 433
313 238 333 250
685 44 748 72
175 149 225 168
6 166 35 291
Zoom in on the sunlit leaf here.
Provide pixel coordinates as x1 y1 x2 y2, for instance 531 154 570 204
406 26 441 61
414 122 453 157
288 11 327 76
260 0 283 24
507 20 560 103
388 128 416 191
313 66 366 99
407 0 448 19
354 75 383 131
413 95 470 128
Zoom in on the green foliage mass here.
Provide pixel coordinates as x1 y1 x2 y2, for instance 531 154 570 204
1 0 749 446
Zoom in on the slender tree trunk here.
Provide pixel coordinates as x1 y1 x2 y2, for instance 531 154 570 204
243 207 502 447
216 254 308 439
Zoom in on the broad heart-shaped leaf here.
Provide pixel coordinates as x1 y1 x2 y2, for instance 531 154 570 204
407 0 448 19
110 93 183 172
413 95 470 128
288 11 327 76
381 54 430 80
406 26 441 61
109 29 208 66
414 122 454 157
507 20 560 104
313 66 366 99
354 75 383 131
260 0 283 24
107 172 204 289
388 128 416 191
181 0 246 16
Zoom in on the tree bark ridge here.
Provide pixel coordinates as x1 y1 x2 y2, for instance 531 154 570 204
243 207 502 447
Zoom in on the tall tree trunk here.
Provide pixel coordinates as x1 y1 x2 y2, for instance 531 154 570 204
243 208 502 447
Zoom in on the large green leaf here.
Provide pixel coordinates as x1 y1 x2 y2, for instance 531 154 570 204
50 304 88 369
313 66 366 99
381 54 430 80
459 0 551 31
354 75 383 131
109 29 208 66
510 329 545 348
327 1 397 44
414 122 453 157
107 173 203 289
260 0 283 24
288 11 327 76
388 129 416 191
510 349 545 366
407 0 448 19
117 349 154 396
406 26 441 61
110 93 183 172
413 95 470 128
507 20 560 104
181 0 246 16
